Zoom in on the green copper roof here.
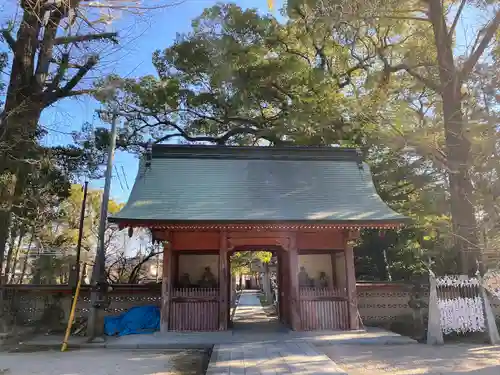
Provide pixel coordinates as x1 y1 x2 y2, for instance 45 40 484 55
110 145 407 224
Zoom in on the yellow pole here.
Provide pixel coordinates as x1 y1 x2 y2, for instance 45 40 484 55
61 277 82 352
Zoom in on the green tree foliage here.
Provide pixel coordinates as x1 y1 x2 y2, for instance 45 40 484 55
23 185 123 284
84 1 500 280
231 251 272 276
288 0 500 274
89 3 456 280
90 3 374 150
356 145 457 280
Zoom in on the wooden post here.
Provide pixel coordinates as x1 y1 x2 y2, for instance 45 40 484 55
330 252 337 289
288 233 301 331
426 272 444 345
219 230 229 331
479 278 500 344
161 241 173 333
263 262 272 302
344 230 359 330
277 251 284 323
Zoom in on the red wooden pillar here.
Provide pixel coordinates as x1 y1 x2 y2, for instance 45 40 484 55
277 251 285 323
161 241 173 333
278 250 288 325
173 252 179 288
226 251 231 328
288 233 301 331
219 230 229 330
330 252 337 289
344 230 359 330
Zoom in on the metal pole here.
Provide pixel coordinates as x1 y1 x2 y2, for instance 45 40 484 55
87 113 118 341
70 181 88 287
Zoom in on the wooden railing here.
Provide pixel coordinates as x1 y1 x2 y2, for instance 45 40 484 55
169 288 219 331
298 287 349 330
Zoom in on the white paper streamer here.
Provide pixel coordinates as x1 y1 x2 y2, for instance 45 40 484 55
437 297 485 334
436 275 480 287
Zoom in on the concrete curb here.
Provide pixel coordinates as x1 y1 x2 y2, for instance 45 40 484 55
7 342 214 351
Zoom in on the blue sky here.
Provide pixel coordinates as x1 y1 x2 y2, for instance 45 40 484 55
39 0 282 203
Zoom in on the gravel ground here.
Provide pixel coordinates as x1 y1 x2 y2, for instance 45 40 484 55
0 348 209 375
321 343 500 375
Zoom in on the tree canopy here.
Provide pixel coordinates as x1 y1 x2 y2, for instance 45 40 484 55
2 0 500 283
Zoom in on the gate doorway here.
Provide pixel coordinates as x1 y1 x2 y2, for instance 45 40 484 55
228 246 290 333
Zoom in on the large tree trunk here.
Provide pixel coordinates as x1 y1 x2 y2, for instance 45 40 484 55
0 213 9 283
428 0 480 275
8 229 24 283
0 3 45 271
18 230 34 284
2 226 17 284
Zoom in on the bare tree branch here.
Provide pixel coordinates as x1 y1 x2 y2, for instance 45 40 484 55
383 60 442 93
61 89 95 97
128 249 162 284
384 16 430 22
45 55 98 103
35 10 63 87
448 0 466 40
47 52 70 92
53 32 118 45
460 10 500 80
0 29 16 50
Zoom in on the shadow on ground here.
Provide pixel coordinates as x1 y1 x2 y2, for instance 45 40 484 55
322 343 500 375
0 349 211 375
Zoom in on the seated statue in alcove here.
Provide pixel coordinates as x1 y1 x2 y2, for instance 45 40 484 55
315 271 329 288
179 272 192 288
199 266 217 288
298 266 312 287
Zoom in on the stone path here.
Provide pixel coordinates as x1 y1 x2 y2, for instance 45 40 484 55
232 290 285 333
207 341 347 375
207 290 346 374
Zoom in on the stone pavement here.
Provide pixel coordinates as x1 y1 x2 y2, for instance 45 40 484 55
207 341 347 375
207 290 346 374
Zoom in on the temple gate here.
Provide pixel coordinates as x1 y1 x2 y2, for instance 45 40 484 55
110 145 407 331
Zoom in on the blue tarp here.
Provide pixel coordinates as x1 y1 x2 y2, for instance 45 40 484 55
104 305 160 336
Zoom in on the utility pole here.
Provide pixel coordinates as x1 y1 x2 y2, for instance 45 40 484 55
87 111 119 342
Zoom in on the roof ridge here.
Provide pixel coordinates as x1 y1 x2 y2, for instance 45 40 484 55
151 144 362 162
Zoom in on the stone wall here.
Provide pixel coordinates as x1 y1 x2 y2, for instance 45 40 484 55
1 285 161 329
3 282 500 329
356 282 500 326
356 282 417 325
